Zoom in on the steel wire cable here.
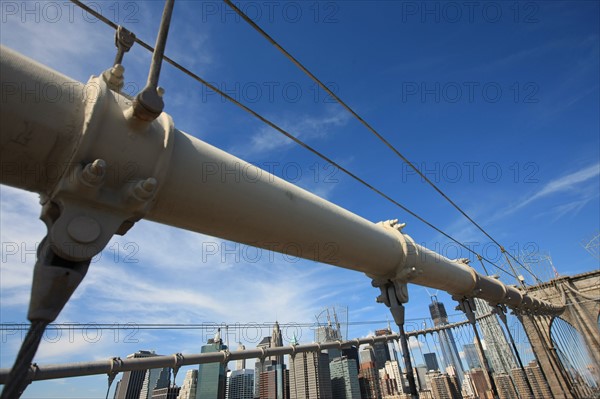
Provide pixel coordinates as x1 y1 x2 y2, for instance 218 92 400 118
68 0 520 279
0 321 48 399
221 0 541 283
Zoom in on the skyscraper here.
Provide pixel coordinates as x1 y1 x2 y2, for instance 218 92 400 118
424 352 440 372
114 350 161 399
461 372 476 399
259 363 289 399
463 344 481 370
255 323 285 399
341 346 359 365
495 373 518 399
372 328 393 370
467 368 492 399
177 369 198 399
329 356 361 399
359 346 375 364
314 325 341 343
289 351 332 399
227 369 254 399
525 361 552 399
429 371 461 399
473 298 517 375
384 360 406 395
429 297 465 384
358 356 381 399
510 367 533 399
140 367 170 399
315 323 342 360
236 342 246 371
197 330 228 399
254 359 276 399
152 387 181 399
271 322 284 366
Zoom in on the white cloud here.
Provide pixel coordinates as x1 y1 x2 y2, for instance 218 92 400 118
232 108 351 158
515 163 599 210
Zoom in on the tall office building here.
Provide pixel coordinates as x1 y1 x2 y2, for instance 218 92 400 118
359 346 375 364
372 328 393 370
315 324 342 360
271 322 284 365
463 344 481 370
428 371 461 399
257 322 284 359
140 367 170 399
114 350 160 399
289 351 332 399
358 360 381 399
341 346 359 365
236 343 246 371
314 324 341 343
429 297 465 384
524 361 552 398
473 298 517 374
415 365 429 392
152 387 181 399
424 352 440 372
227 369 254 399
467 369 492 399
385 360 406 395
330 356 361 399
461 372 476 399
259 363 289 399
197 330 228 399
510 368 533 399
494 373 518 399
255 359 276 399
177 369 198 399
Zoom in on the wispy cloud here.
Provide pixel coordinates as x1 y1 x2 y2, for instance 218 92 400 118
512 163 599 212
425 163 600 262
231 108 350 158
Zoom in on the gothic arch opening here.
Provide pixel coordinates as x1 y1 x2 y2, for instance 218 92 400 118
549 317 600 398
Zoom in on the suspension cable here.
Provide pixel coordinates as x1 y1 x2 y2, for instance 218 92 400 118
221 0 541 282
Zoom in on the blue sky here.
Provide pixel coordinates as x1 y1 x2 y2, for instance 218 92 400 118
1 1 599 397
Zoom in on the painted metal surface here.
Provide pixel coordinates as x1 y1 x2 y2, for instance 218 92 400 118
0 46 563 316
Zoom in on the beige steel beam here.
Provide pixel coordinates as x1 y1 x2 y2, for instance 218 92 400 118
0 46 563 316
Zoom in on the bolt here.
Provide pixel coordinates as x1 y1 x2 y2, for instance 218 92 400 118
81 159 106 185
133 177 158 200
156 87 165 97
142 177 157 192
395 222 406 231
111 64 124 78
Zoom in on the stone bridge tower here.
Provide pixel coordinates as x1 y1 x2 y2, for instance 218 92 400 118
519 270 600 399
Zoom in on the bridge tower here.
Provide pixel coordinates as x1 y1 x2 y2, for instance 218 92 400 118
519 270 600 399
